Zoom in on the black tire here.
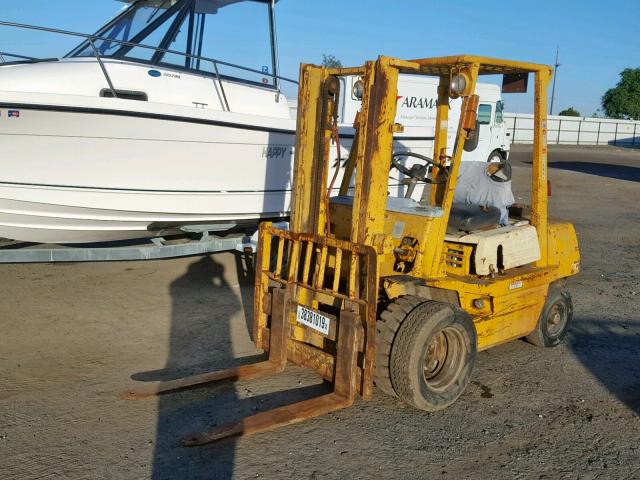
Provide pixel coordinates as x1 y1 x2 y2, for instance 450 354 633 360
375 296 477 411
526 286 573 347
375 296 425 398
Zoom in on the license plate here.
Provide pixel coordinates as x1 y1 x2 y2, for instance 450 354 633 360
296 305 331 336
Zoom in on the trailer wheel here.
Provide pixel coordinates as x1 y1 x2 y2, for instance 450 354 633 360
526 286 573 347
375 296 477 411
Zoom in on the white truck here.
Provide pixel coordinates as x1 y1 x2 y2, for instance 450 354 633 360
337 74 511 163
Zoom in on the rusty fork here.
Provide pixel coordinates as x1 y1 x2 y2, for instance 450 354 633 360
122 286 364 446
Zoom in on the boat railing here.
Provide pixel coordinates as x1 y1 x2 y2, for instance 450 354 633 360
0 20 299 112
0 51 40 63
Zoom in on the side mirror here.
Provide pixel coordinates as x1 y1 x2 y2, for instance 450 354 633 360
464 120 480 152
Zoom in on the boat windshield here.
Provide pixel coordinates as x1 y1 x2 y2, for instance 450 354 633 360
67 0 278 87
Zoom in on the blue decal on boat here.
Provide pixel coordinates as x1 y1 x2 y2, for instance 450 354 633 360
8 110 20 118
148 69 161 78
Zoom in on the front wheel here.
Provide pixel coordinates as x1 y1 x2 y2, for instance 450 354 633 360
526 286 573 347
376 297 477 411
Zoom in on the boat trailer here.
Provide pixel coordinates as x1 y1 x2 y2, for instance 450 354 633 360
0 225 271 263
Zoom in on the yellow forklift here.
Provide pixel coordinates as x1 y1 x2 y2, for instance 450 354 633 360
127 55 580 445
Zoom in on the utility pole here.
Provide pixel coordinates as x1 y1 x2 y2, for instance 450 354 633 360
550 46 560 115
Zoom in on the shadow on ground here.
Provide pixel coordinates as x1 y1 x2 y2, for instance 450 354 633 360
607 141 640 149
568 317 640 415
129 254 328 479
546 161 640 182
124 249 640 479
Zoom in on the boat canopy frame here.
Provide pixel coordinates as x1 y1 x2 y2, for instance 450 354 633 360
64 0 282 91
0 0 293 106
0 11 296 110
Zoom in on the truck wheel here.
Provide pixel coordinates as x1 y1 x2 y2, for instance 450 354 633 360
526 287 573 347
375 296 477 411
488 150 503 163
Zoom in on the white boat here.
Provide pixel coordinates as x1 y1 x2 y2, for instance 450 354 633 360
0 0 510 244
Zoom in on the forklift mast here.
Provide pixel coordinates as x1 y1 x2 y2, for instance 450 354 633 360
292 56 553 277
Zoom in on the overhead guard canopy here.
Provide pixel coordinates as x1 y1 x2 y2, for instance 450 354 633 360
403 55 552 75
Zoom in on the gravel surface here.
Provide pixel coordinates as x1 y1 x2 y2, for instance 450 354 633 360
1 145 639 480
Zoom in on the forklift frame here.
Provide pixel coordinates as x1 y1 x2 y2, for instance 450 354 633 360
124 55 580 445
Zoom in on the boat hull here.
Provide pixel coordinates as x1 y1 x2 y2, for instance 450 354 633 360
0 93 433 244
0 95 296 243
0 188 290 244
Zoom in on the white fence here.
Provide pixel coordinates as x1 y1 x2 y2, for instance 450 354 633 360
504 113 640 146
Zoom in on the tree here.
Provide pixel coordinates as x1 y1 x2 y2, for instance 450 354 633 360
558 107 581 117
602 68 640 120
321 54 342 69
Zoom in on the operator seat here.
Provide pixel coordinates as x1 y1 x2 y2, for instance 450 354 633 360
447 204 501 234
330 196 501 234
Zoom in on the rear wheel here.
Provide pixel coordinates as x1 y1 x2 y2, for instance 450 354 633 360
526 286 573 347
375 296 477 411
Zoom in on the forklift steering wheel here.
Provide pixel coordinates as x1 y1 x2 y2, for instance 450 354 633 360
391 152 449 184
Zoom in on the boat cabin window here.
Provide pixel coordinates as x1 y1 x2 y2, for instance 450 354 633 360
67 0 278 87
71 0 182 58
169 0 275 85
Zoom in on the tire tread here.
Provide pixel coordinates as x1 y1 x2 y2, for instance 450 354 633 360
526 285 573 347
374 295 425 397
389 301 451 406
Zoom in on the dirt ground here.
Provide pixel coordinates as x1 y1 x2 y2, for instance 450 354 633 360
1 145 639 480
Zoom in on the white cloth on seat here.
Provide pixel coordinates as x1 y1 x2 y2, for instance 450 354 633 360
453 161 515 225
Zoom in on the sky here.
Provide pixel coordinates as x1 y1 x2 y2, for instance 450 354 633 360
0 0 638 116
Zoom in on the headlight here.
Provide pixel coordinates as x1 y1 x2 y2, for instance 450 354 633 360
352 79 364 100
450 74 467 96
